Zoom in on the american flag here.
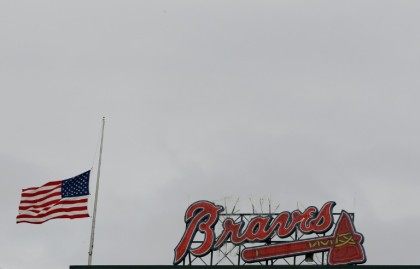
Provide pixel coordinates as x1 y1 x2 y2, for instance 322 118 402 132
17 171 90 224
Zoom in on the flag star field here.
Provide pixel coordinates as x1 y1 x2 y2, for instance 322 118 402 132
62 171 90 198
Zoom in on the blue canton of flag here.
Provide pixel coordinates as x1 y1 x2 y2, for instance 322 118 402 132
62 171 90 198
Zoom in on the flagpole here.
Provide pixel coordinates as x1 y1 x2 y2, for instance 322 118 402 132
88 117 105 266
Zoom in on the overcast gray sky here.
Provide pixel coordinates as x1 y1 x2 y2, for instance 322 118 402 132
1 0 420 268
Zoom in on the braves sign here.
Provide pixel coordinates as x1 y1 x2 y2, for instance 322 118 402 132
174 201 366 266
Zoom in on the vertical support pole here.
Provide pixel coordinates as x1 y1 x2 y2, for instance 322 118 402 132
322 232 325 265
293 230 297 265
237 214 243 265
88 117 105 265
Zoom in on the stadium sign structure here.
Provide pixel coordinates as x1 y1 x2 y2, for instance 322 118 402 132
174 201 366 266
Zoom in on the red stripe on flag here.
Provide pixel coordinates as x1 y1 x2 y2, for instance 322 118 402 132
17 206 88 219
16 214 90 224
19 198 88 210
20 191 61 204
21 186 61 197
22 180 62 191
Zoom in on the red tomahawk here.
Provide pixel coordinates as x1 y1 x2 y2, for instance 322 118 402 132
241 211 366 265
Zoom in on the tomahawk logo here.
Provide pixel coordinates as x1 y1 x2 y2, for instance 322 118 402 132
174 200 366 266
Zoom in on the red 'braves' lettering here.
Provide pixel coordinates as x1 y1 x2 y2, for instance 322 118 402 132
214 201 335 248
173 201 223 265
174 201 336 265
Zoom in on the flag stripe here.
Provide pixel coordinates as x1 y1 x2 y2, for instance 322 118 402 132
19 199 61 210
21 185 61 197
19 198 88 210
20 191 62 204
19 195 61 208
22 180 62 192
19 201 88 214
16 213 89 224
19 202 88 215
17 206 88 219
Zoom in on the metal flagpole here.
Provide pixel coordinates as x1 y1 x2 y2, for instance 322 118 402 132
88 117 105 265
